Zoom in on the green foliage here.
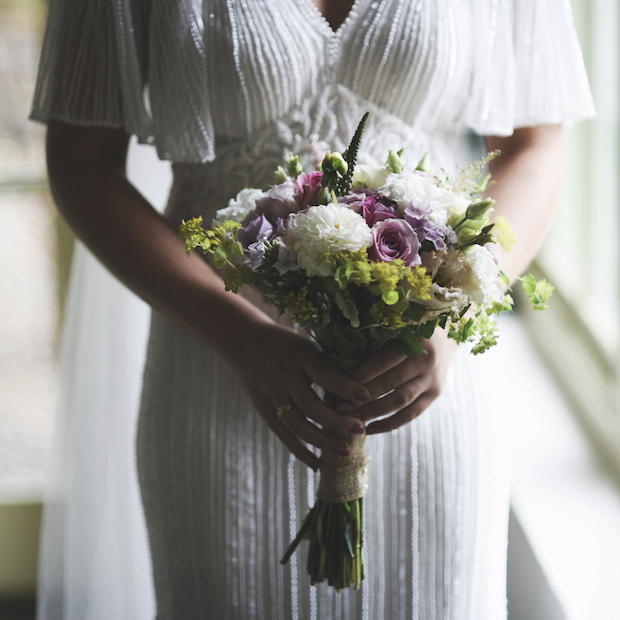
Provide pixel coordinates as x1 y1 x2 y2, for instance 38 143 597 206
447 305 500 354
521 274 555 310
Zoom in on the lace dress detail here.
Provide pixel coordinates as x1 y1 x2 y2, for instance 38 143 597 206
31 1 594 619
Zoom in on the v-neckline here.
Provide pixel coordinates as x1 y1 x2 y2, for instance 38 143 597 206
301 0 363 37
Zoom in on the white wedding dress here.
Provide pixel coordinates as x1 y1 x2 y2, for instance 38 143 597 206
31 1 594 619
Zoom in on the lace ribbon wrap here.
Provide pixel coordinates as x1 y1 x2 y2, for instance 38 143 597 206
317 433 370 503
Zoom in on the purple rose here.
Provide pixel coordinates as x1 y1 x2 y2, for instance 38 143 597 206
404 202 453 251
294 171 324 209
340 192 399 226
238 214 275 248
255 181 299 217
369 219 421 266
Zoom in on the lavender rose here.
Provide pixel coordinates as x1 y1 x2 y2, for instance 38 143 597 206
369 218 421 266
340 192 399 227
255 181 299 217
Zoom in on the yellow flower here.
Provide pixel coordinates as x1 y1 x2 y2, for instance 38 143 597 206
404 266 432 301
284 287 318 325
370 261 401 294
494 216 516 252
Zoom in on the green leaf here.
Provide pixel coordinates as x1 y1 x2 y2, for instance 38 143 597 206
522 273 537 295
213 246 227 269
394 327 425 356
335 291 361 328
402 303 427 322
499 270 510 288
416 319 438 340
230 241 244 256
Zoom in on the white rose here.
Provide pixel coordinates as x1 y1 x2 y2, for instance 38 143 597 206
212 188 264 226
352 164 390 189
465 245 503 304
292 204 373 276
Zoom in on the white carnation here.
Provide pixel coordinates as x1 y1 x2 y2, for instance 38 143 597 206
380 171 452 226
292 204 373 276
465 245 503 304
212 188 264 226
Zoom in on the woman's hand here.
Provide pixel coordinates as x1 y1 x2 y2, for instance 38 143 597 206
224 321 373 470
335 329 459 434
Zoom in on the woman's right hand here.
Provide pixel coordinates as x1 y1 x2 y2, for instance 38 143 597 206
224 321 370 470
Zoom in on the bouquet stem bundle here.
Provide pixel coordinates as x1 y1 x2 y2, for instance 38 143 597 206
281 431 368 591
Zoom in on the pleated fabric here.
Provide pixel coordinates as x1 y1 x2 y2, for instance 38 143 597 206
31 0 595 163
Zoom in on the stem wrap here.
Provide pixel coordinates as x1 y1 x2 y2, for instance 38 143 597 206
317 431 370 503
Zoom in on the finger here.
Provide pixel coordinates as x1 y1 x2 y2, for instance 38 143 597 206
335 354 428 415
365 391 438 435
344 347 408 385
303 356 371 405
262 411 321 470
281 407 353 457
358 376 428 422
289 380 365 435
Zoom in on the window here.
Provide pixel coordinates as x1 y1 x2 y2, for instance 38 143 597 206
523 0 620 478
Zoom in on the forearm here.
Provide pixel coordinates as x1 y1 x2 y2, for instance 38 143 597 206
485 125 565 278
47 122 273 356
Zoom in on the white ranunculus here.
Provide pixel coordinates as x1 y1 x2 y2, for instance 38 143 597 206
292 204 373 276
212 188 264 226
352 164 391 189
465 245 503 304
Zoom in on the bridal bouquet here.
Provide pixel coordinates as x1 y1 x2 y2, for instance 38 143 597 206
178 113 553 591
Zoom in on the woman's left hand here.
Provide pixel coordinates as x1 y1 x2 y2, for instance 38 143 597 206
335 330 459 434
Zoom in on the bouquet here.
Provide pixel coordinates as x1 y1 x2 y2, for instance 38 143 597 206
178 113 553 591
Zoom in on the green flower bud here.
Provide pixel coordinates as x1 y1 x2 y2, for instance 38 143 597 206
329 151 348 175
274 166 289 184
317 186 330 205
465 198 495 220
415 151 431 172
286 153 303 178
386 149 404 173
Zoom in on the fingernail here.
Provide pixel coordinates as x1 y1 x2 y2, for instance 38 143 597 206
348 424 365 435
355 390 371 403
336 401 353 414
334 444 350 457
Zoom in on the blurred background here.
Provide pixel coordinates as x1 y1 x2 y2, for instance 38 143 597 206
0 0 619 619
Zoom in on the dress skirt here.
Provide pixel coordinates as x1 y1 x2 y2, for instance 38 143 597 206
137 309 511 620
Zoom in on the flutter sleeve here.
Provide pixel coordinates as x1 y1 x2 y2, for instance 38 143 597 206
30 0 217 162
466 0 596 136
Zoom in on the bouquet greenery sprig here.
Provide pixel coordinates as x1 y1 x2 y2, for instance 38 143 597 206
178 113 553 591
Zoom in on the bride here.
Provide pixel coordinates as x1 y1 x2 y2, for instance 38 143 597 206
32 0 594 618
